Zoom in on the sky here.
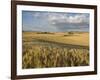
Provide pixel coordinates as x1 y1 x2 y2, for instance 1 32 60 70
22 11 90 32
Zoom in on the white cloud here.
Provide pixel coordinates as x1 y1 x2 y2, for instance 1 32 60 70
67 15 88 23
47 13 66 22
32 12 89 25
47 13 89 24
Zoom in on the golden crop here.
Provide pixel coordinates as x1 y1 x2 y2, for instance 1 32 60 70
22 32 89 69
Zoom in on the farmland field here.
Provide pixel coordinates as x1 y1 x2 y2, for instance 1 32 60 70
22 31 89 69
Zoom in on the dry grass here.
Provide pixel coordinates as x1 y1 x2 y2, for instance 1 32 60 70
23 32 89 46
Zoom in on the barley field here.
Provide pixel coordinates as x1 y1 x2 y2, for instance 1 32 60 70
22 31 89 69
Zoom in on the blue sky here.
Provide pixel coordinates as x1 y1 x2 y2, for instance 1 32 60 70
22 11 89 32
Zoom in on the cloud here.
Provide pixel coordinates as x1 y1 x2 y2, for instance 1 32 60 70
67 15 88 24
23 11 89 32
47 13 89 24
31 11 89 24
33 12 40 17
45 12 89 31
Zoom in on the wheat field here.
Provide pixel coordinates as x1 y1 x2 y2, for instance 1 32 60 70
22 31 89 69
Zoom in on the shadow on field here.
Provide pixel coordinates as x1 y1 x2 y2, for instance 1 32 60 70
32 38 89 49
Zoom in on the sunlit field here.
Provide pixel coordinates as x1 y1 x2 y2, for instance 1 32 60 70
22 31 89 69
